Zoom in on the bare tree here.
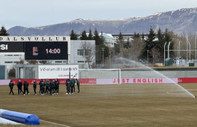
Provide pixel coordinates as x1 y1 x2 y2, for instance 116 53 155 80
81 41 95 68
151 47 161 64
130 34 145 61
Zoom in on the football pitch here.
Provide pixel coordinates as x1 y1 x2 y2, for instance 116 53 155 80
1 84 197 127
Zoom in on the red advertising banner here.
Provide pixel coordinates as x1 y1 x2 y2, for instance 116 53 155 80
178 78 197 83
79 79 96 84
11 78 96 85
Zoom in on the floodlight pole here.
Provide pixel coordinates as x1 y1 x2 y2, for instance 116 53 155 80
186 36 189 62
188 40 191 60
102 48 104 67
69 67 71 79
168 42 171 59
178 41 181 58
164 42 167 66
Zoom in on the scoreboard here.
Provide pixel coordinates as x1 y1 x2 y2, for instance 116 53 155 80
24 42 68 60
0 36 69 60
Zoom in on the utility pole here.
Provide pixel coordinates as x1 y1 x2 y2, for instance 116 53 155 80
164 42 167 66
102 48 104 67
168 42 171 58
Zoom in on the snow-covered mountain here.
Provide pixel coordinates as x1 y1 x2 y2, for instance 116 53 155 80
8 7 197 36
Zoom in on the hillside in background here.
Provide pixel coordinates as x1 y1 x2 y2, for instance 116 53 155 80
8 7 197 36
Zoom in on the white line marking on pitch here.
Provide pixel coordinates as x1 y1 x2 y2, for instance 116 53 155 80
40 119 70 127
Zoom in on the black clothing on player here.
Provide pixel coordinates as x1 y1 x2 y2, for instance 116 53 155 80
17 80 23 95
23 80 29 95
33 80 37 95
54 79 59 94
39 79 45 95
66 79 71 94
49 80 54 95
9 80 14 95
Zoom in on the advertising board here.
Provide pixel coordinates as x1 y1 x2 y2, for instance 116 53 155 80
178 78 197 83
97 78 178 84
24 42 68 60
0 42 24 52
38 65 78 79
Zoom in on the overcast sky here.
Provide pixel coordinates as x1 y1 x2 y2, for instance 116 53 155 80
1 0 197 29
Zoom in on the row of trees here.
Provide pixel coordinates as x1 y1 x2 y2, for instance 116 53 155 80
71 28 175 66
70 29 104 45
115 28 175 64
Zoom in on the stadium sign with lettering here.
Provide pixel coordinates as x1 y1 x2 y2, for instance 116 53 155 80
38 65 79 79
0 36 68 42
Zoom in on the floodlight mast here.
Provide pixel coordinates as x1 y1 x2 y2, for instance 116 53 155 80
69 67 71 79
178 41 181 58
164 42 167 66
188 40 191 61
163 41 171 66
186 36 188 62
186 36 191 62
168 42 171 59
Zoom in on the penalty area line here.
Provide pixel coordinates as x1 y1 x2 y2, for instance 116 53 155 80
40 119 70 127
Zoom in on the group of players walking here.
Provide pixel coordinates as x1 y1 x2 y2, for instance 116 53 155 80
9 80 30 95
8 78 80 96
65 78 80 94
34 79 60 96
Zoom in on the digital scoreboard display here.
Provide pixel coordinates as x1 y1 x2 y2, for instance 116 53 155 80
24 42 68 60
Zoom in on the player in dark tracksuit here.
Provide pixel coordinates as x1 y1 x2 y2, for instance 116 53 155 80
39 79 45 95
17 80 23 95
66 78 71 94
33 80 37 95
51 80 55 94
76 79 80 93
45 79 50 94
49 79 54 96
23 80 29 95
70 79 75 94
54 79 59 95
9 80 14 95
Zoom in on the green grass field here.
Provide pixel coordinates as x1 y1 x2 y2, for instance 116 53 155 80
1 84 197 127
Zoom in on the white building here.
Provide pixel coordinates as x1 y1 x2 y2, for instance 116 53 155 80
0 53 24 70
84 32 116 47
99 33 116 47
70 40 95 68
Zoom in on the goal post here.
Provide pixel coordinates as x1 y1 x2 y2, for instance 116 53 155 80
79 69 122 84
